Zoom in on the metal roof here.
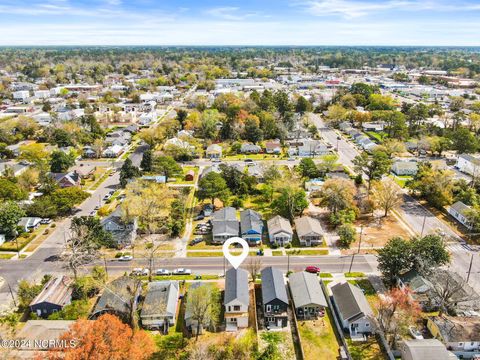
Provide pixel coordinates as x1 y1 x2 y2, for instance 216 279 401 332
289 271 327 308
261 267 288 305
224 268 249 306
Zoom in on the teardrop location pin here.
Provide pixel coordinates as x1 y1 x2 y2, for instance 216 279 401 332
222 237 250 269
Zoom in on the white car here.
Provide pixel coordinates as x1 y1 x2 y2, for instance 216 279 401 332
132 268 149 276
408 326 424 340
155 268 171 276
173 268 192 275
118 255 133 261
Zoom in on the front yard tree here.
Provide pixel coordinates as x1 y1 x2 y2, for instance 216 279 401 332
50 150 75 173
140 149 152 172
319 178 356 214
0 201 25 238
338 223 356 248
198 172 230 206
187 285 217 341
71 216 114 248
371 178 403 217
119 158 141 188
353 149 392 190
153 155 182 182
295 96 312 114
298 158 318 179
272 185 308 222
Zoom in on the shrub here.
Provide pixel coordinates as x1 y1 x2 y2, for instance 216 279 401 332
114 252 123 258
338 224 356 248
51 223 56 228
285 242 292 249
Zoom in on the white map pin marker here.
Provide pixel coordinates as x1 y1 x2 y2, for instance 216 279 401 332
222 237 250 269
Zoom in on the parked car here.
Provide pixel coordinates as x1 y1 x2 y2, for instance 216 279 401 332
131 268 149 276
305 266 321 274
118 255 133 261
40 218 52 224
244 158 254 163
288 157 295 161
408 326 424 340
155 268 171 276
173 268 192 275
193 214 205 221
94 206 100 210
89 211 97 216
211 158 221 163
189 237 204 246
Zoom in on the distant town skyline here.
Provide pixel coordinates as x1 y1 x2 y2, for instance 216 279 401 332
0 0 480 46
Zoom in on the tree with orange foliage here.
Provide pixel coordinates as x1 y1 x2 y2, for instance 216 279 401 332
377 287 421 348
40 314 155 360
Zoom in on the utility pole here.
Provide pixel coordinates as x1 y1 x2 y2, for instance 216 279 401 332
104 256 109 280
6 281 16 307
420 214 427 237
348 253 355 274
287 251 290 273
466 253 474 283
357 225 363 254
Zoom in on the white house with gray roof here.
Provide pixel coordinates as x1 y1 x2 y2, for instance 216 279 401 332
267 215 293 246
294 216 324 246
289 271 327 319
400 339 456 360
456 154 480 176
447 201 473 229
212 207 239 244
141 281 179 331
224 268 249 331
331 282 374 338
392 161 418 176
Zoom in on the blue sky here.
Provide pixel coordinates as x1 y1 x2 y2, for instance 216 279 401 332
0 0 479 45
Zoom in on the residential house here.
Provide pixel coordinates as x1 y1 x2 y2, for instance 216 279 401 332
305 178 324 192
91 276 142 321
392 161 418 176
101 206 137 246
103 145 124 158
331 282 374 338
362 122 385 132
141 175 167 184
294 216 324 246
267 215 293 246
206 144 222 159
17 217 42 232
83 146 97 158
212 207 239 244
427 315 480 353
164 137 196 155
50 171 81 188
398 269 438 311
0 162 29 177
240 209 263 245
265 141 281 154
298 139 329 157
240 143 261 154
289 271 328 319
15 320 76 353
447 201 473 229
456 154 480 176
400 339 456 360
70 165 96 179
141 281 179 331
0 234 5 246
29 276 73 318
224 268 249 331
261 267 289 328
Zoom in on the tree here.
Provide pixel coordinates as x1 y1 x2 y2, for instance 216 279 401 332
319 178 356 214
426 136 451 156
353 150 392 190
0 201 26 238
197 172 230 206
243 118 263 144
27 187 89 218
338 223 356 248
0 178 28 201
297 158 318 179
295 96 312 114
408 162 454 209
326 104 348 127
448 127 478 153
377 287 420 348
168 198 186 237
378 139 407 158
176 109 189 129
140 149 152 172
247 257 262 282
152 155 182 182
380 111 408 139
42 314 155 360
122 181 176 235
17 279 44 310
317 154 338 175
371 179 403 217
50 150 75 173
272 185 308 222
367 94 397 111
19 142 49 171
187 285 220 341
71 216 114 248
200 109 221 140
119 158 140 188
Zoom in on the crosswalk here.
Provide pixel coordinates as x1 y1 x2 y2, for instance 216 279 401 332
446 242 480 253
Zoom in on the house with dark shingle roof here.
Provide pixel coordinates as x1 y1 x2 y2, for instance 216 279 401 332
289 271 327 319
240 209 263 245
331 282 374 338
140 281 179 331
224 268 249 331
261 267 288 328
101 206 137 246
29 276 73 318
212 207 239 244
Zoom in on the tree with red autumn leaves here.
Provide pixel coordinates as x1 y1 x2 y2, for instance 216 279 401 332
377 287 421 348
39 314 155 360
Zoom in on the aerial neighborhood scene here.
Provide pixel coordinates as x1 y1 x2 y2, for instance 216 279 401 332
1 1 480 359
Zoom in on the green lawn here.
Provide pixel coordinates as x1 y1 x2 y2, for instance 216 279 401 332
297 309 341 360
186 250 258 257
319 273 333 278
272 250 283 256
345 272 366 278
223 153 283 161
347 337 389 360
365 131 387 143
0 253 15 259
0 224 49 252
287 249 329 256
138 274 219 281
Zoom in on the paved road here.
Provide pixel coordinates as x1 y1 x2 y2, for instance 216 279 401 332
309 113 480 292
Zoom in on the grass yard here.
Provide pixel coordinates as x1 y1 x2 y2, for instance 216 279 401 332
83 167 108 190
348 279 379 311
138 274 219 281
223 153 283 161
90 168 113 190
348 216 411 248
347 337 389 360
319 273 333 278
0 253 15 259
173 166 199 185
187 250 258 257
272 250 283 256
297 309 340 360
0 224 50 252
287 249 329 256
390 174 412 188
345 272 366 278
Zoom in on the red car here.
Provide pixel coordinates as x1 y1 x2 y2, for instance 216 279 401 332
305 266 321 274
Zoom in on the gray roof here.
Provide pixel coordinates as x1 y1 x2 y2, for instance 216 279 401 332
92 276 141 316
141 281 179 318
213 207 237 221
294 216 324 238
213 207 239 236
224 268 249 306
261 267 288 305
331 282 373 322
459 153 480 166
267 215 293 236
289 272 328 308
450 201 471 217
401 339 454 360
240 209 263 235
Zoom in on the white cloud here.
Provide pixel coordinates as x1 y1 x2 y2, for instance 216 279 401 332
204 6 249 21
